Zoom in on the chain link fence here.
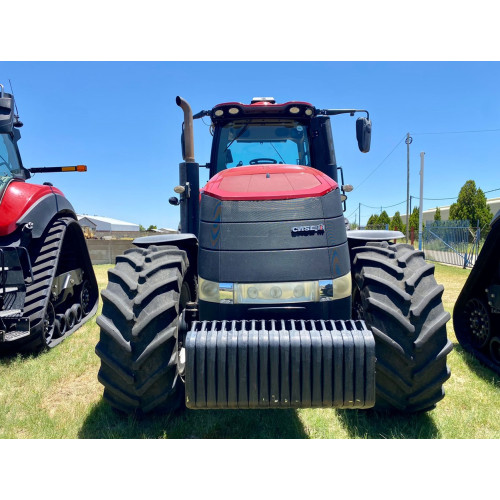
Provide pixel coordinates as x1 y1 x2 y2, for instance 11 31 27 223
423 220 480 268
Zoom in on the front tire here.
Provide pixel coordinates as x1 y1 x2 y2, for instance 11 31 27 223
96 245 191 415
351 242 452 413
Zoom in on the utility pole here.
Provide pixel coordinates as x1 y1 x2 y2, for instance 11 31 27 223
358 202 361 229
405 133 413 243
418 152 425 250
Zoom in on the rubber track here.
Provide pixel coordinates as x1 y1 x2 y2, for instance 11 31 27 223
95 245 188 415
21 216 98 349
351 241 452 412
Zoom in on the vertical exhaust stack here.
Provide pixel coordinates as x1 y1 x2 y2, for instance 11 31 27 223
175 96 199 236
176 96 195 163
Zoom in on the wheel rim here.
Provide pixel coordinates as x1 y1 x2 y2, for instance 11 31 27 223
80 280 91 315
43 302 56 345
489 337 500 365
464 298 491 349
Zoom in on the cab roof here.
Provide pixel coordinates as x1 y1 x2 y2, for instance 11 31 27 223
211 98 316 123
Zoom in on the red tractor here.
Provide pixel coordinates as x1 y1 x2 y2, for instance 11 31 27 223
96 96 452 414
0 85 98 350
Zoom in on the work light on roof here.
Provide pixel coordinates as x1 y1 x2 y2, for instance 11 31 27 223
214 109 224 117
289 106 300 114
228 107 240 115
251 97 276 104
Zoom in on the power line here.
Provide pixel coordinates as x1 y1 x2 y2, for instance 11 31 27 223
356 134 406 190
411 128 500 136
416 196 456 201
346 206 359 219
360 200 406 210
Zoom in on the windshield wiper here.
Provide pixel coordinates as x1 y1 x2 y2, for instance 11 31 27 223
224 122 250 152
269 142 285 163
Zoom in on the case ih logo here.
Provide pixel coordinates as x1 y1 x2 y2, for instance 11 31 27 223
291 224 325 234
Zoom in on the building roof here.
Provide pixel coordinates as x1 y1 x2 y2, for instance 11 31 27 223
77 215 140 232
77 217 98 229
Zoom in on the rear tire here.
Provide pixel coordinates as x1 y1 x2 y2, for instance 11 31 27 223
95 245 191 415
351 241 452 413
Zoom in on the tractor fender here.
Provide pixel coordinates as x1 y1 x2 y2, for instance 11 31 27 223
347 229 405 243
16 192 77 238
0 181 76 238
133 233 198 275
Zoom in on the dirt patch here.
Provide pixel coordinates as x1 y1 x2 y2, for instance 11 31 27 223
42 368 102 418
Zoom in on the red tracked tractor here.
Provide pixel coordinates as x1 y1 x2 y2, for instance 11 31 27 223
96 96 452 414
0 85 98 351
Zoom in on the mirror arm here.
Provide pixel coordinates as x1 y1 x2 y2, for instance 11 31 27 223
316 109 369 120
193 110 211 120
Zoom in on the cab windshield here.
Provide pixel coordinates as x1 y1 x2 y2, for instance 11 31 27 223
0 133 24 193
214 119 311 172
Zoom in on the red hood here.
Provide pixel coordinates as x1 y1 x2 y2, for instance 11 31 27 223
0 180 64 237
202 165 338 201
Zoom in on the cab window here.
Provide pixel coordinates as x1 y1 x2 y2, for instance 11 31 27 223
214 119 311 172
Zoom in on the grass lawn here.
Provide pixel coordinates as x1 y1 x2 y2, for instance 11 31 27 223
0 262 499 439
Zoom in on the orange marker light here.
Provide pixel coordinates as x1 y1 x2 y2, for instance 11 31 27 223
76 165 87 172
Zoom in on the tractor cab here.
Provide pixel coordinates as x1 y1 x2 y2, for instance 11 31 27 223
208 98 315 176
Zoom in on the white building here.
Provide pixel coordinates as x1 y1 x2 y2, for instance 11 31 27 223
403 197 500 225
77 215 140 232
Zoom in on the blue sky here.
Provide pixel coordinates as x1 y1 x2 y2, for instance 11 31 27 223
2 61 499 228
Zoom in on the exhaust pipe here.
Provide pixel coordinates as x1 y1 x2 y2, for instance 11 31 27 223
176 96 195 163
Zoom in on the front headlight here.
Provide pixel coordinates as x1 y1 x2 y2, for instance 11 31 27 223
235 281 319 304
199 277 220 303
198 274 352 304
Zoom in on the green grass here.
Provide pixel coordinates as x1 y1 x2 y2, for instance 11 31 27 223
1 262 499 439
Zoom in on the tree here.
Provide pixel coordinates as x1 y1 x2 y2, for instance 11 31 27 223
390 211 406 233
366 214 379 228
434 207 441 221
449 180 492 228
139 224 146 232
350 221 359 230
409 207 420 232
378 210 390 227
146 225 158 231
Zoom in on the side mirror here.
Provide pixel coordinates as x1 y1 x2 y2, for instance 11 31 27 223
356 117 371 153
